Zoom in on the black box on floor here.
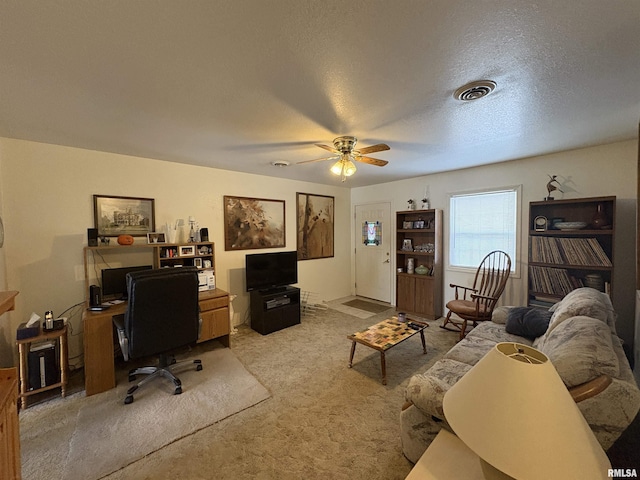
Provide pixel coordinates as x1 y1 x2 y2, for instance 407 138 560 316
28 342 59 390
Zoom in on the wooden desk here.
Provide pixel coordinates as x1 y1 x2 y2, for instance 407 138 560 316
16 325 69 409
0 290 19 317
405 429 484 480
82 288 231 396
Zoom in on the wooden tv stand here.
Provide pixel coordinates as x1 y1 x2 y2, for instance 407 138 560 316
249 286 300 335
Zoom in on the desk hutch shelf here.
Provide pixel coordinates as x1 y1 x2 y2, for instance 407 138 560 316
81 241 230 397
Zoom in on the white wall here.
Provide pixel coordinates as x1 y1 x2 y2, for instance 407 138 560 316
352 140 638 359
1 137 636 369
0 138 352 367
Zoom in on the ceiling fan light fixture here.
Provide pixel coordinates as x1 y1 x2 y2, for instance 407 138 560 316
344 159 357 176
330 160 344 176
453 80 497 101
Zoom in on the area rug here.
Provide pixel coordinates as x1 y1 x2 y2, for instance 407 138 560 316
20 347 270 480
342 298 391 314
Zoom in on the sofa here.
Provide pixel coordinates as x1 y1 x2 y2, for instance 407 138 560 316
400 287 640 463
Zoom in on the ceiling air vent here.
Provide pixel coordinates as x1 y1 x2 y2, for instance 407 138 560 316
453 80 497 101
271 161 290 167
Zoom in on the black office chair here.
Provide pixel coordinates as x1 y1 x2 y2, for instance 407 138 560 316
113 267 203 404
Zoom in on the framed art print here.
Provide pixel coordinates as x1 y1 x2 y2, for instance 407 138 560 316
223 196 285 251
93 195 155 237
296 193 334 260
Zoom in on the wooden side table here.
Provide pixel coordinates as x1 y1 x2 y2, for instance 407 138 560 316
16 325 68 409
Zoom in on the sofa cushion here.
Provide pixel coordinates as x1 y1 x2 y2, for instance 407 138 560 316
546 287 615 335
406 359 473 417
538 316 619 387
505 307 553 340
443 334 497 366
491 306 512 324
466 321 534 345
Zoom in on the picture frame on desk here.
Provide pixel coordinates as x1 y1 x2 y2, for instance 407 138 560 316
194 258 203 268
93 194 155 237
179 245 195 257
146 232 166 244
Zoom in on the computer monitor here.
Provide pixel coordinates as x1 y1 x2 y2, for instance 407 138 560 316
101 265 153 299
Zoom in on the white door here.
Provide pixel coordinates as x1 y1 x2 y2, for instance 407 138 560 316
355 202 391 302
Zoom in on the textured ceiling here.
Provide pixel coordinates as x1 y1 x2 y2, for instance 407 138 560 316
1 1 639 187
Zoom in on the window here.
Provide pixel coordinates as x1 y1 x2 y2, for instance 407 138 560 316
449 186 520 273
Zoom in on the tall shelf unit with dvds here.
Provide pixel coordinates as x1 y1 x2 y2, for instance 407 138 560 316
396 209 443 320
528 196 615 309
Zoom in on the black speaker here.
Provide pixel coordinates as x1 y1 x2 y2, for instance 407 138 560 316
200 228 209 242
88 228 99 247
90 285 102 306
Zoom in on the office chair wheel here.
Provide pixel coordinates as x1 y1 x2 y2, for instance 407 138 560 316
174 386 182 395
196 364 203 371
124 394 134 405
195 359 203 371
128 368 137 382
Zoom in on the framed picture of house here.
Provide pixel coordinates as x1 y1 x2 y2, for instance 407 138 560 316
223 196 286 251
296 192 334 260
93 195 155 237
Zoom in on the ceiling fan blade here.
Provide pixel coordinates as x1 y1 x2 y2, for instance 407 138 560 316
297 155 337 165
315 143 340 154
356 156 389 167
356 143 390 155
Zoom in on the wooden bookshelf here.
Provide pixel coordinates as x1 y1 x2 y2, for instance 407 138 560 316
395 209 443 319
528 196 615 307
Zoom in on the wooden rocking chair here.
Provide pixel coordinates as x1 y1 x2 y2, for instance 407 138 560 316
441 250 511 340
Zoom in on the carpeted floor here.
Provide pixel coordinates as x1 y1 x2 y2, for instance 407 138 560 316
99 305 453 479
19 303 639 478
20 347 270 480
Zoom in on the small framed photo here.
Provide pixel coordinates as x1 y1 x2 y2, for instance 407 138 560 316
413 220 425 229
402 239 413 251
179 245 195 257
403 221 413 229
147 232 166 244
203 260 212 269
194 258 203 268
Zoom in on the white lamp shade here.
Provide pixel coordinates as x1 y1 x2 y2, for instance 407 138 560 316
443 342 610 480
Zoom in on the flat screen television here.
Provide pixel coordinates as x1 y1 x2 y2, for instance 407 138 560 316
245 251 298 292
101 265 153 299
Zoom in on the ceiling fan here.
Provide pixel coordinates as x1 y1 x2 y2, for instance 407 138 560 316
297 136 390 182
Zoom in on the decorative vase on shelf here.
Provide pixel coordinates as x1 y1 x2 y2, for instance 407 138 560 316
407 258 415 274
421 199 429 210
415 264 429 275
407 200 415 210
591 203 609 229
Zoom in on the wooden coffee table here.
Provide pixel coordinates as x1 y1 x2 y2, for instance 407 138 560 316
348 316 427 385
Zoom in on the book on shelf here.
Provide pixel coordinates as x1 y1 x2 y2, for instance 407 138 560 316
530 236 611 267
529 266 583 297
